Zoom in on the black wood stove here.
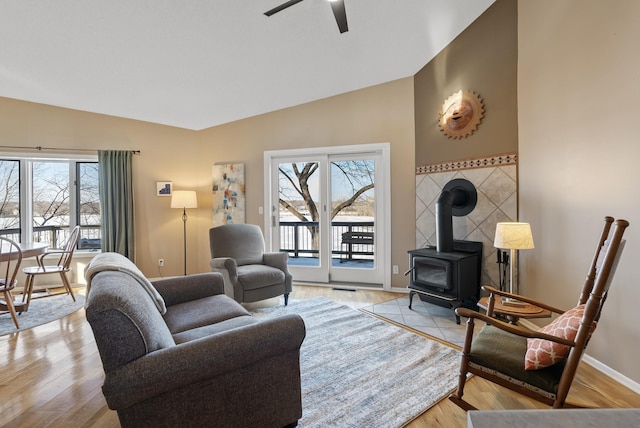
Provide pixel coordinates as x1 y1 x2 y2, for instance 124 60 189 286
407 179 482 324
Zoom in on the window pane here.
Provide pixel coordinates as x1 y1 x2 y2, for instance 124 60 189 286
32 161 70 247
0 159 20 241
78 162 101 249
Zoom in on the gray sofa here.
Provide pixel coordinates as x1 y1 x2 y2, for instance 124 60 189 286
84 253 305 428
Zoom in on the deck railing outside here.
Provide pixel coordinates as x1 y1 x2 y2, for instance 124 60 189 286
0 225 101 249
279 221 374 260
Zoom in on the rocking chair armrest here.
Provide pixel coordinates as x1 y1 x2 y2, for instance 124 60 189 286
481 285 567 315
455 307 576 347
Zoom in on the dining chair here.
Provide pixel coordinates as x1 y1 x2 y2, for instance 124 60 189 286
0 237 24 329
22 225 81 310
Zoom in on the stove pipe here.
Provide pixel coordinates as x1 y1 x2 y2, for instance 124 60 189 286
436 190 455 252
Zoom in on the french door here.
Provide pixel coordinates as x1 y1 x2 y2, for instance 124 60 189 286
264 144 390 288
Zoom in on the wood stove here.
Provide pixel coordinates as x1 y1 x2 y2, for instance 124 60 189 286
407 178 482 324
407 240 482 324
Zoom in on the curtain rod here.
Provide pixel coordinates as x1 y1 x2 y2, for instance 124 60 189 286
0 145 140 154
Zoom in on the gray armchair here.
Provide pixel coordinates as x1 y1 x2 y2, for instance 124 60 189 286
209 223 293 305
84 252 305 427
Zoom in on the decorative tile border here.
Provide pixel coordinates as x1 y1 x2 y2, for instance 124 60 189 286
416 152 517 175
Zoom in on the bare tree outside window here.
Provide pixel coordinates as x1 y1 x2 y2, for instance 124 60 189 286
32 161 70 228
0 160 20 233
278 160 374 252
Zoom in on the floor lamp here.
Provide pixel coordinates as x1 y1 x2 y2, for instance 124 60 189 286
494 222 534 306
171 190 198 276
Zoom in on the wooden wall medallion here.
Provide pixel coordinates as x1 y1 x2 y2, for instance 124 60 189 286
438 90 484 139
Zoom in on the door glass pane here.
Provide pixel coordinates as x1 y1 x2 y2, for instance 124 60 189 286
278 162 321 267
331 159 375 269
0 160 21 241
32 161 69 248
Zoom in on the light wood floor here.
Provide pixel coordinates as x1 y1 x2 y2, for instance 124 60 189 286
1 285 639 427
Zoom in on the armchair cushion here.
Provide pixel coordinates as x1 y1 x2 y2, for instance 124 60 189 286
163 294 251 334
238 265 286 290
525 304 597 370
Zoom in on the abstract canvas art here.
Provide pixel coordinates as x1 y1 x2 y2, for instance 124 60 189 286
212 163 245 225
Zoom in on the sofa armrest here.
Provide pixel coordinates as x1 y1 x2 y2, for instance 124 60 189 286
263 251 288 272
102 313 306 410
152 272 224 306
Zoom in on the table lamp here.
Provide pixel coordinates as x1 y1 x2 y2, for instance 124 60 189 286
171 190 198 275
494 222 534 305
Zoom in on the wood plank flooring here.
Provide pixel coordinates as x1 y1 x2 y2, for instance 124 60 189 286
1 285 639 427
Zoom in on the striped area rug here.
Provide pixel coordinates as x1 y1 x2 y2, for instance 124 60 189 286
252 297 461 427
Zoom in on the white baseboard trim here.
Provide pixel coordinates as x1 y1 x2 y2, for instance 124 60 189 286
581 354 640 395
519 319 640 395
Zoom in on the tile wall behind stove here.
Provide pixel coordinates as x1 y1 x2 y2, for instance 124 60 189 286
415 153 518 288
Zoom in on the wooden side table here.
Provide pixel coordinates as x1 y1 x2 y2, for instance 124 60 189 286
477 296 551 324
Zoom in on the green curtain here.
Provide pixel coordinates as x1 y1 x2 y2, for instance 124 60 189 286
98 150 135 260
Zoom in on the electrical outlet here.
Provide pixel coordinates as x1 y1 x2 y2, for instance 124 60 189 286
158 258 165 267
393 265 399 275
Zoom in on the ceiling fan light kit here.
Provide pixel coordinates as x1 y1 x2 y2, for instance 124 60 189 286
265 0 349 33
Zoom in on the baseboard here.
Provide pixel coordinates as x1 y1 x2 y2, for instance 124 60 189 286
519 319 640 395
581 354 640 395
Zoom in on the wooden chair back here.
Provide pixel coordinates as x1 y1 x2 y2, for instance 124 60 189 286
555 218 628 405
0 237 24 328
54 225 81 270
0 237 23 292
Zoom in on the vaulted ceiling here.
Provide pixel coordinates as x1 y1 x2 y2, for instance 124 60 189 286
1 1 495 130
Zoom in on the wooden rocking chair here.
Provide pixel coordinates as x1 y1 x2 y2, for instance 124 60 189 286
449 216 629 411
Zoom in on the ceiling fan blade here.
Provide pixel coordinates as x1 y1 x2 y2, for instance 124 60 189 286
264 0 305 17
329 0 348 33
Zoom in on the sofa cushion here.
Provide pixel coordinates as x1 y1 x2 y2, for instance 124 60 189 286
163 294 251 334
238 265 286 290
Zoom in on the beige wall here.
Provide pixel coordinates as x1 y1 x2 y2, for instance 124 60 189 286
0 97 204 279
518 0 640 383
414 0 518 165
197 78 416 287
0 77 415 288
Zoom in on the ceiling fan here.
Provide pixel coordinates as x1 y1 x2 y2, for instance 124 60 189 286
264 0 349 34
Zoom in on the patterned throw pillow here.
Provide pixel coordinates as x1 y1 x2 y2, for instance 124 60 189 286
524 304 597 370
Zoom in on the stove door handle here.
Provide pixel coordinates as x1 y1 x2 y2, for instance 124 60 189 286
403 267 414 276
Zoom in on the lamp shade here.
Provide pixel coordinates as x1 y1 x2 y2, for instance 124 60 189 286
171 190 198 209
494 222 534 250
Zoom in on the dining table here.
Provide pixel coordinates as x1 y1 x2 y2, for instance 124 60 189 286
0 241 49 261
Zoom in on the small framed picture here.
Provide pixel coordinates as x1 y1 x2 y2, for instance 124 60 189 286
156 181 172 196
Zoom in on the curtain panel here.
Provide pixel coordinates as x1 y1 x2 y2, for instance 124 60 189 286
98 150 135 260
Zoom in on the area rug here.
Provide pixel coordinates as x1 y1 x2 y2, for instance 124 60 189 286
251 297 462 427
0 293 85 336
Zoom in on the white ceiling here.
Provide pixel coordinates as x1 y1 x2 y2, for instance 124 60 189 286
1 0 494 130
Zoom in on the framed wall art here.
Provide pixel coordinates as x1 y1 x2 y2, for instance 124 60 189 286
212 163 245 225
156 181 172 196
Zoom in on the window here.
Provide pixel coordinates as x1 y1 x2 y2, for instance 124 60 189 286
0 156 100 249
0 160 20 236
